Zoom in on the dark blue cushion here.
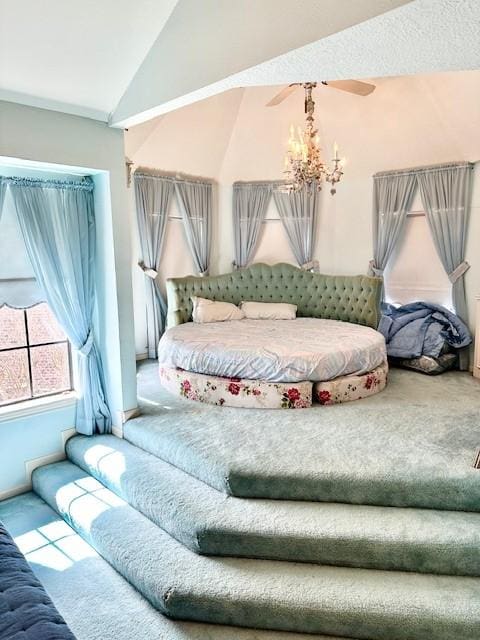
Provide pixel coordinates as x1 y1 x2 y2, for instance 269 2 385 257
0 521 75 639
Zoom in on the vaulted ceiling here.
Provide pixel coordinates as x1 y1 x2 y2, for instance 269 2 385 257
0 0 179 120
1 0 479 128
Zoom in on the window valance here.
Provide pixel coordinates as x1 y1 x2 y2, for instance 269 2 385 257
0 176 93 191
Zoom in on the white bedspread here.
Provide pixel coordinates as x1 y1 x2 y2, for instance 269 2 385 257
158 318 387 383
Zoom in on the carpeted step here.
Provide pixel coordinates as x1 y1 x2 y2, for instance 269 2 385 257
67 434 480 576
0 493 345 640
33 460 480 640
126 365 480 511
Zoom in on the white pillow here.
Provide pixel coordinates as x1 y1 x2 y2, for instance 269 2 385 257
240 301 297 320
191 296 244 323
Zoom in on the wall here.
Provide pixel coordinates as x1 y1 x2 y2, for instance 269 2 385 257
126 70 479 355
125 89 243 355
0 101 137 495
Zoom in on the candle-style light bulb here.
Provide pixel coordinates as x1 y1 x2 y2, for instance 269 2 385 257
333 141 339 160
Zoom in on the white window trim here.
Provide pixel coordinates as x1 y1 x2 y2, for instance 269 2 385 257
0 391 77 423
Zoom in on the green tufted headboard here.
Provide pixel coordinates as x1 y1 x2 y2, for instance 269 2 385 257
166 263 382 330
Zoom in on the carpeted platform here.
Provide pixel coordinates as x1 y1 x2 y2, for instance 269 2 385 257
67 433 480 576
0 493 342 640
126 361 480 510
33 460 480 640
17 359 480 639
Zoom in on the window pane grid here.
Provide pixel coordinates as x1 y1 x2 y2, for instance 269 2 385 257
0 303 73 407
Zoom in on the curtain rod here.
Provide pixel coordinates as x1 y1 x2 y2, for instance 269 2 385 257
373 161 475 179
233 180 287 188
0 175 93 191
134 168 213 186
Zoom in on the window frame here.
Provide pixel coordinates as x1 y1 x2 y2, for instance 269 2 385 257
0 303 74 408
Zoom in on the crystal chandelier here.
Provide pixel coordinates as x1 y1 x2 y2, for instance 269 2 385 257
284 82 343 194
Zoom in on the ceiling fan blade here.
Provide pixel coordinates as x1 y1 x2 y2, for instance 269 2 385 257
324 79 376 96
266 84 299 107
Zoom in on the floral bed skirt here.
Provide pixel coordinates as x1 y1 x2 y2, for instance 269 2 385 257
159 365 312 409
313 360 389 405
159 361 388 409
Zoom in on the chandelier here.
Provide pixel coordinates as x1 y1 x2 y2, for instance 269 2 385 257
284 82 343 194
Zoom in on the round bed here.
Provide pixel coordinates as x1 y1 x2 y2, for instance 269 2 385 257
158 318 386 382
158 263 388 409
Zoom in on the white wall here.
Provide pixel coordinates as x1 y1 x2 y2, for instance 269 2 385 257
126 70 480 353
0 101 137 494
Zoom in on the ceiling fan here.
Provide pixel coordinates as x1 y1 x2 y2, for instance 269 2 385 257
266 80 375 107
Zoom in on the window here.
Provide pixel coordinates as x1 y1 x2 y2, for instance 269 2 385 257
253 198 297 265
0 303 73 406
384 212 452 310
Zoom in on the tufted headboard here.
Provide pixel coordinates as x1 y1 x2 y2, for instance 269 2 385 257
166 263 382 329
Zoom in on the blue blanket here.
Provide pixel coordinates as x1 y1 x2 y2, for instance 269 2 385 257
0 521 76 639
378 302 472 360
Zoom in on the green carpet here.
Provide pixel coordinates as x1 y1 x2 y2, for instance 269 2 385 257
125 361 480 510
0 493 342 640
67 433 480 576
33 460 480 640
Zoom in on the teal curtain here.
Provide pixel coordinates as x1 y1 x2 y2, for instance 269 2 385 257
134 173 174 358
369 172 417 299
175 180 212 275
272 184 318 267
232 183 271 268
416 164 473 324
10 177 111 435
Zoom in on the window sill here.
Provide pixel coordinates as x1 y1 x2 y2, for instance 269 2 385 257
0 392 77 423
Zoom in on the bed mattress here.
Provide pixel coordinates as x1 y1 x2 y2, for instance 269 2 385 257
158 318 386 383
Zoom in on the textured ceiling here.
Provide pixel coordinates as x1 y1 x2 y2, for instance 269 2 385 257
112 0 480 127
0 0 178 120
238 0 480 86
112 0 409 127
1 0 478 128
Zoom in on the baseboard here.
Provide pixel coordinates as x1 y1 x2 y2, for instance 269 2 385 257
0 482 31 501
112 425 124 438
0 426 75 502
25 450 67 485
136 352 148 361
122 406 141 422
113 406 140 436
61 427 77 447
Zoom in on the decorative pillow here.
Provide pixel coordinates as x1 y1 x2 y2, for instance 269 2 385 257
240 301 297 320
191 296 244 323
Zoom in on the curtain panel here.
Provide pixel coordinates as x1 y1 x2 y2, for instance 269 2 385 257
175 181 212 276
9 177 111 435
272 184 318 267
416 164 473 324
369 172 417 287
232 183 272 268
134 173 174 359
